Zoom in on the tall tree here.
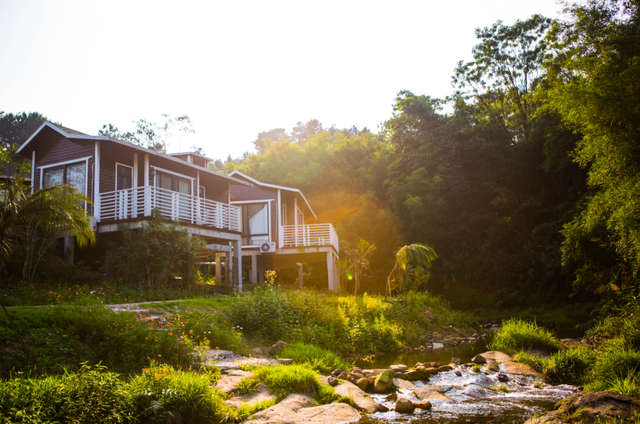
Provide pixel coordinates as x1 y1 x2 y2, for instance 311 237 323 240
291 119 323 145
387 243 438 298
0 112 48 149
346 239 376 296
547 0 640 296
99 114 194 153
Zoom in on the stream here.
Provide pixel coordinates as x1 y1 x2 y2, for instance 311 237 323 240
354 344 578 424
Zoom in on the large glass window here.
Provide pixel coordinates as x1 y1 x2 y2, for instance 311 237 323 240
116 164 132 190
156 171 191 195
242 203 269 245
42 162 86 195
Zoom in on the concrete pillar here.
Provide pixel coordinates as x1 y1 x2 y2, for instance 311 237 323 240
258 258 264 283
215 254 221 285
297 263 303 289
64 236 74 264
232 240 242 292
327 251 336 291
251 254 258 283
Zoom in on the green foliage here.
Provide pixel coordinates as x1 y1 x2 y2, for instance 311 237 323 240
0 363 136 424
252 365 319 399
129 361 229 423
107 212 205 289
489 319 560 353
492 384 514 393
278 342 350 374
543 347 597 385
584 340 640 397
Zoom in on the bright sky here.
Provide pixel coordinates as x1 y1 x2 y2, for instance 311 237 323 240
0 0 563 160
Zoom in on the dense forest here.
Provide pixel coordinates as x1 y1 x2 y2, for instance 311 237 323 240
2 0 639 311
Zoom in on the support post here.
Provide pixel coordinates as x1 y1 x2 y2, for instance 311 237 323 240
251 254 258 284
64 236 75 264
232 240 242 292
215 254 221 285
327 251 337 291
258 258 264 283
297 262 303 289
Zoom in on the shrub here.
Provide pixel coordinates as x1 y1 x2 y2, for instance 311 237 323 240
584 340 640 396
278 342 350 374
544 347 597 385
489 319 560 354
253 365 320 399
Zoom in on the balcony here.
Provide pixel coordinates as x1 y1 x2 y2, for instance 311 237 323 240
279 223 339 253
98 186 242 232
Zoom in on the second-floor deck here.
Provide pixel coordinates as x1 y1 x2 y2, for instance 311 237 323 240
97 186 242 232
279 223 339 253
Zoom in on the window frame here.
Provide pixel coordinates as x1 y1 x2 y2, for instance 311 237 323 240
115 162 134 191
38 156 91 211
232 200 272 247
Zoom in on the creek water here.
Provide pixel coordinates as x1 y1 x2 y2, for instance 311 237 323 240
353 343 578 424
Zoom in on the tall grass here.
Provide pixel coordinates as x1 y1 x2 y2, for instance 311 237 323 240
489 319 560 354
278 342 350 374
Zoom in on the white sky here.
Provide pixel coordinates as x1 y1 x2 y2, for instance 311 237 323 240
0 0 563 160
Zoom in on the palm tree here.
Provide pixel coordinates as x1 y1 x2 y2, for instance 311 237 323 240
386 243 438 299
0 180 96 360
346 239 376 297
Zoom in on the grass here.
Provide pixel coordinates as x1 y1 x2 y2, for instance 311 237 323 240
489 319 561 354
277 342 351 374
491 384 514 393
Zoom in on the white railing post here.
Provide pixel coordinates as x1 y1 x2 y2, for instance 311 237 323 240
144 186 152 216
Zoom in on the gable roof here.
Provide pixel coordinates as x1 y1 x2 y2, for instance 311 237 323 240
18 122 251 186
228 170 317 219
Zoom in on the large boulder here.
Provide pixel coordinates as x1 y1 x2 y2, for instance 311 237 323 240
373 370 395 393
332 380 379 413
524 392 640 424
395 397 415 414
412 385 451 402
242 394 360 424
267 341 292 355
225 383 277 409
215 369 255 395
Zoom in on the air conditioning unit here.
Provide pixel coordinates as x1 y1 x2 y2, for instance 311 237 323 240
260 242 276 253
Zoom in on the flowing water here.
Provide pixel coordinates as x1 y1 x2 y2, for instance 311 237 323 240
353 344 578 424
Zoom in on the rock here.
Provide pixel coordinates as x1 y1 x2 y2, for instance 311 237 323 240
413 385 451 402
497 372 509 382
267 341 291 355
278 358 294 365
406 369 421 381
356 377 370 392
251 347 264 356
384 392 397 401
346 372 363 382
243 393 361 424
327 376 338 386
560 338 581 349
472 354 487 364
394 372 406 379
451 357 461 365
425 367 439 375
225 383 277 409
215 369 255 395
352 366 363 374
502 361 542 378
432 342 444 349
431 362 441 368
373 370 394 393
393 378 417 391
333 380 379 413
436 365 452 373
390 364 408 372
395 397 415 414
331 369 341 376
377 403 389 412
414 400 432 410
478 351 513 363
423 310 436 323
487 363 500 372
524 392 640 424
338 373 348 380
454 370 462 377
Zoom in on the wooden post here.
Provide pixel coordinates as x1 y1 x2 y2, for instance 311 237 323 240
232 240 242 292
215 254 221 285
251 254 258 284
297 263 303 289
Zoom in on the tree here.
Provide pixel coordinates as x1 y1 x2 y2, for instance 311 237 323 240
253 128 287 154
291 119 323 145
453 15 552 144
98 114 195 153
0 181 96 284
546 0 640 296
346 239 376 296
386 243 438 298
0 112 48 149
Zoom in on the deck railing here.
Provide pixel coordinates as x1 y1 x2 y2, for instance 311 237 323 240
279 223 339 253
98 186 241 232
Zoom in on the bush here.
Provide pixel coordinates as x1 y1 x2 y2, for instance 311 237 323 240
278 342 350 374
543 347 597 385
584 340 640 397
0 364 136 424
489 319 560 354
253 365 321 399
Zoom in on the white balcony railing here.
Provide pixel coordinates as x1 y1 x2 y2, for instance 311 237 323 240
279 223 339 253
98 186 241 232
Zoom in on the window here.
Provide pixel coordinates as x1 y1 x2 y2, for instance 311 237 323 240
296 207 304 225
156 171 191 195
242 203 269 245
116 164 132 190
43 162 86 195
199 186 205 198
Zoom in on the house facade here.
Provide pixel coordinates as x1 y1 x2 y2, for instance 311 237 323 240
17 122 340 291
